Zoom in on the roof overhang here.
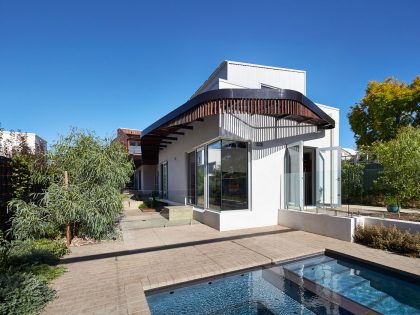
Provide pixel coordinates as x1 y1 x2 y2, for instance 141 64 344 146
141 88 335 164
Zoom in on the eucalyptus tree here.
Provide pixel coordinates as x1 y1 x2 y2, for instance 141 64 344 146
9 129 134 244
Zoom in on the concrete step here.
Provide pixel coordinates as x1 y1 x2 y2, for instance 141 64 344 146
160 206 193 221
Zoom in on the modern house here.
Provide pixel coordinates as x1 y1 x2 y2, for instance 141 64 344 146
138 61 341 230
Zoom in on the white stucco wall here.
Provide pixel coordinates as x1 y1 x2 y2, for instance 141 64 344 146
158 115 220 203
140 164 157 193
278 209 358 242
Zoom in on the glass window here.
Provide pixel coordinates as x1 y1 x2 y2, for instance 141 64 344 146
161 162 168 199
187 151 196 205
196 147 205 207
221 140 248 210
207 141 222 210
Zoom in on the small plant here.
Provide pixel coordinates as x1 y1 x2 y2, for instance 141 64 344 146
384 196 399 206
0 271 56 315
354 224 420 257
138 202 149 210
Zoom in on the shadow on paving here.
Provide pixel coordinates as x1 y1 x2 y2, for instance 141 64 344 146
60 228 295 264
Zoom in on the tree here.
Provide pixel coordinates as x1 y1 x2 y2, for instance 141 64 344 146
349 76 420 147
9 129 134 243
369 126 420 206
341 160 364 203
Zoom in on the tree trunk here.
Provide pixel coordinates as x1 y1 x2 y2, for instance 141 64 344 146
66 223 71 246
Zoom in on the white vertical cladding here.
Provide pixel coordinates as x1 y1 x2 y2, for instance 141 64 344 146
158 115 220 204
303 104 339 148
226 62 306 95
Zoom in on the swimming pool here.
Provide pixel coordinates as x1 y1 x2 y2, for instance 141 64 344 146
146 253 420 315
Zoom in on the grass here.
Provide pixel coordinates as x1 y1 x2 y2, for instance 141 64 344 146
30 264 67 282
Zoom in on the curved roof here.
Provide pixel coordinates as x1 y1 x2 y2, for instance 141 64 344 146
141 88 335 164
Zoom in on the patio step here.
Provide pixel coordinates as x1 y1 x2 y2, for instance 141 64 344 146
160 206 193 221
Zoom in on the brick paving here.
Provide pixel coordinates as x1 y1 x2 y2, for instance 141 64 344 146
43 212 420 315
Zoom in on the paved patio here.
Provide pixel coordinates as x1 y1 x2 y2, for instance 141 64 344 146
43 210 420 315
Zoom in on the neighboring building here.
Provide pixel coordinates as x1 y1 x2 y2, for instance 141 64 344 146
341 148 358 161
138 61 341 231
115 128 142 190
0 130 47 157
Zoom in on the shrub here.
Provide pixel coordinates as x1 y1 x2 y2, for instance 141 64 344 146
8 239 69 267
0 271 56 315
354 224 420 257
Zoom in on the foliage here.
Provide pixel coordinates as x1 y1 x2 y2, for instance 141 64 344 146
139 202 149 209
0 271 56 315
354 224 420 257
0 232 9 272
369 126 420 205
8 239 69 267
341 160 364 202
348 76 420 147
0 235 68 315
9 129 134 241
30 264 66 282
8 199 59 240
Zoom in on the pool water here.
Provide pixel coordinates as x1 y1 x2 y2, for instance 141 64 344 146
146 254 420 315
282 254 420 315
147 268 350 314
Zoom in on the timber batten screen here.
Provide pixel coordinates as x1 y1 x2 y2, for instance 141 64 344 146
141 88 335 164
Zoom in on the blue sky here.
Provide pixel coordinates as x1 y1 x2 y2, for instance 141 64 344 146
1 0 419 149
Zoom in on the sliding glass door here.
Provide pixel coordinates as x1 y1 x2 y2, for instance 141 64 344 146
316 147 342 208
285 141 303 210
187 151 196 205
160 162 168 199
221 140 248 210
208 141 222 210
188 140 249 210
196 147 206 208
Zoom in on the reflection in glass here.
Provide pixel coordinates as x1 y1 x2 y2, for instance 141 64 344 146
208 141 222 210
161 162 168 199
196 147 205 207
187 151 196 205
221 140 248 210
286 145 301 209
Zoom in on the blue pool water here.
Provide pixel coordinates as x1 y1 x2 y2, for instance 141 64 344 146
146 254 420 315
282 254 420 315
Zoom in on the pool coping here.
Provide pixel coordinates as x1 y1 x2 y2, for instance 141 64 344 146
145 251 324 296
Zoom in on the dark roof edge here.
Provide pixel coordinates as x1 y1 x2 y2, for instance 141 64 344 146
142 88 335 136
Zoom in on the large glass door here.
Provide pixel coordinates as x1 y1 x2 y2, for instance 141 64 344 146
285 141 303 210
161 162 168 199
187 151 196 205
316 147 342 208
196 147 206 208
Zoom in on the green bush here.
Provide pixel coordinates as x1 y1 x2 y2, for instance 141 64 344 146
354 224 420 257
0 271 56 315
8 239 69 267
